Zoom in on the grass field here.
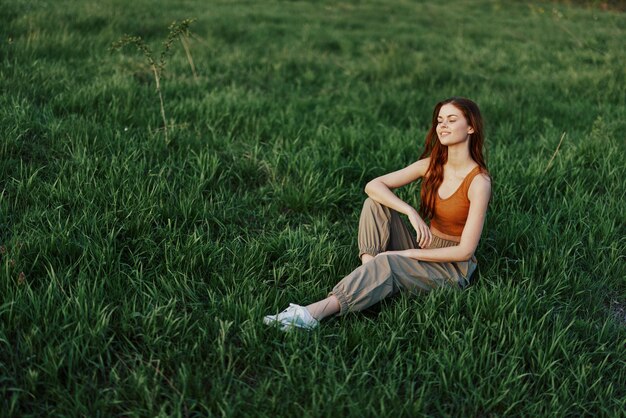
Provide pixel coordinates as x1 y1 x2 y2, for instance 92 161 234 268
1 0 625 416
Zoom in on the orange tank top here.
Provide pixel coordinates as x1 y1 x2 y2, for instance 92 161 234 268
430 166 483 237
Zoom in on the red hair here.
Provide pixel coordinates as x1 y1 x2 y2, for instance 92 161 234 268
419 97 489 220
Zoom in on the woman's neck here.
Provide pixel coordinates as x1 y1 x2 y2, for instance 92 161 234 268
446 141 474 171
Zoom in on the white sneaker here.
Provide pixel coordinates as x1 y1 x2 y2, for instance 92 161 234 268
263 303 319 331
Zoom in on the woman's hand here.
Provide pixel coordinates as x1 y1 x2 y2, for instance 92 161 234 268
407 210 432 249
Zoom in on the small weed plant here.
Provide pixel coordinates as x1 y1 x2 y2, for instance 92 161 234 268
110 19 195 143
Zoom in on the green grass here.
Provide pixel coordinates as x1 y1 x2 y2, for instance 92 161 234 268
1 0 625 416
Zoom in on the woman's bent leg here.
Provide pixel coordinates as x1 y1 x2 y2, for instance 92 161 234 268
358 198 417 261
330 254 464 315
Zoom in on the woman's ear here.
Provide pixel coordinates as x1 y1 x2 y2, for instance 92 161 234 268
468 126 475 134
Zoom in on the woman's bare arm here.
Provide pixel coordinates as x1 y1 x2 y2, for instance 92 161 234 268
364 158 429 214
364 158 432 248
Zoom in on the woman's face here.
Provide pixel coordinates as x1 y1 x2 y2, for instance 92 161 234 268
436 103 474 146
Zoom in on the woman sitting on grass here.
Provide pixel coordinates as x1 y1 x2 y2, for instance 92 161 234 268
264 97 492 331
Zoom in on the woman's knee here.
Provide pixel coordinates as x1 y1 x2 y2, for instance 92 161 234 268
362 197 389 216
371 253 401 270
362 197 378 210
374 253 410 272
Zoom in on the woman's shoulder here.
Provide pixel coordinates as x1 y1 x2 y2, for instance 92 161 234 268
466 164 491 183
410 157 431 175
468 171 491 200
406 157 431 180
402 157 431 178
415 157 431 166
472 166 491 182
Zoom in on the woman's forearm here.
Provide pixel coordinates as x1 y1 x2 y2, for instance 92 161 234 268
364 180 416 216
412 246 474 262
385 246 473 263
